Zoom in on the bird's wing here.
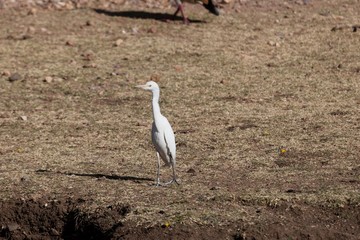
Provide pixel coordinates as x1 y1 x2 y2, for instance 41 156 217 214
162 116 176 163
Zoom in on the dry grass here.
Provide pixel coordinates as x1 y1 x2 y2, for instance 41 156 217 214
0 0 359 229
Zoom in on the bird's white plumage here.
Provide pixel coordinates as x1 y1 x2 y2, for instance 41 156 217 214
136 81 178 186
152 117 176 167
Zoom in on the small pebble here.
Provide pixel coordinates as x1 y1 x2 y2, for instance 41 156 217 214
114 38 124 47
2 70 11 77
44 76 53 83
8 73 21 82
19 116 28 121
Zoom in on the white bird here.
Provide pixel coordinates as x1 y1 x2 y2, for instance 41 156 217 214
136 81 178 186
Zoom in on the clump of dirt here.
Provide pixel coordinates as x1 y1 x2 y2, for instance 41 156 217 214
0 198 130 240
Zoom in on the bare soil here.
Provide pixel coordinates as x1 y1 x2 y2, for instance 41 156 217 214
0 0 360 239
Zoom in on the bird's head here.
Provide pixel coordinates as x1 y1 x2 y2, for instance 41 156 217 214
136 81 160 92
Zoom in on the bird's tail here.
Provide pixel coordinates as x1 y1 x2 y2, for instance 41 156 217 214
202 0 220 16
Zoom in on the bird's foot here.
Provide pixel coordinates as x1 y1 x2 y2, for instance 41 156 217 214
164 178 180 185
155 178 161 187
154 178 180 187
183 18 190 25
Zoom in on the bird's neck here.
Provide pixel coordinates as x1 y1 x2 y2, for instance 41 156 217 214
151 89 162 121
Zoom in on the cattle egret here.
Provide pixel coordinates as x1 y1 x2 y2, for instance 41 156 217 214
174 0 219 24
136 81 179 186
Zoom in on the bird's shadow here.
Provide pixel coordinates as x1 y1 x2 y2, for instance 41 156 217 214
93 8 206 23
35 169 153 183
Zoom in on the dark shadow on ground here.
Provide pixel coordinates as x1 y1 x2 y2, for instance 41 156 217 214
35 169 153 182
93 8 206 23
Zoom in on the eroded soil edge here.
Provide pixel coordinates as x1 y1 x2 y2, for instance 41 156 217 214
0 198 359 239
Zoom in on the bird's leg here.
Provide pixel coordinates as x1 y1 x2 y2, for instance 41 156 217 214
156 152 161 186
173 6 180 17
164 162 180 185
172 162 180 185
179 5 190 24
173 0 189 24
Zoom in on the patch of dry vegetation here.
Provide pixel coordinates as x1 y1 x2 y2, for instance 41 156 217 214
0 0 359 233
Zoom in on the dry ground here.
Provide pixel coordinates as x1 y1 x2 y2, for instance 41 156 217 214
0 0 360 239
